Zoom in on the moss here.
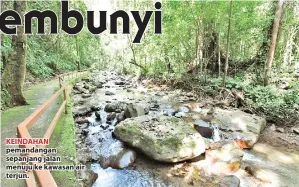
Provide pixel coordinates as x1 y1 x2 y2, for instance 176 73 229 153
167 117 180 122
1 89 12 110
49 86 77 186
49 75 89 186
89 87 96 92
189 141 197 149
126 123 141 134
163 137 183 151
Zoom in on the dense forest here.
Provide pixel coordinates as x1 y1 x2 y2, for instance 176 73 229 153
1 0 299 124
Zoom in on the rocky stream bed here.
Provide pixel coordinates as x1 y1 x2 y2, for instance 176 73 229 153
71 71 299 187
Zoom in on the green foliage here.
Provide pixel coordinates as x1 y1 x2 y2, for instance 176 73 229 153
205 76 299 122
1 89 12 110
1 1 99 79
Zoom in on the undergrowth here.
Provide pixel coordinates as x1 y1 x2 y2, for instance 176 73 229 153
151 73 299 125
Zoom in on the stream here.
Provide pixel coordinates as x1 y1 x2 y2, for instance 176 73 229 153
72 71 299 187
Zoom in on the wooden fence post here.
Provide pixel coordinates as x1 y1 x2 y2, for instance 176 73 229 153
59 77 62 88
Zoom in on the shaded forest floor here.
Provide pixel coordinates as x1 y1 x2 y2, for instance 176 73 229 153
1 78 77 187
144 74 299 125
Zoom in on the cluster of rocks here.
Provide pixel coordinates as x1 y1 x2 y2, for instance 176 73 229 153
72 71 268 187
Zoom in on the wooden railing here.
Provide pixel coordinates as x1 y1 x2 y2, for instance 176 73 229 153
16 70 88 187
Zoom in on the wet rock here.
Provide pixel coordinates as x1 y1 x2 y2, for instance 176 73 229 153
219 175 240 187
72 89 82 95
245 166 273 183
82 93 92 98
185 92 196 98
79 124 88 129
269 124 276 131
293 127 299 135
77 148 92 164
212 107 266 135
83 90 90 94
94 82 103 88
90 105 100 111
179 106 190 113
101 123 109 130
116 111 126 122
78 169 98 187
193 120 213 138
155 92 164 96
105 91 115 96
233 132 259 149
76 128 83 135
112 149 136 169
82 77 91 82
83 84 90 89
73 83 86 93
75 118 89 124
124 104 145 118
104 85 111 88
114 115 206 162
107 112 116 121
95 111 101 120
89 86 97 93
150 103 160 111
162 108 175 116
185 103 204 112
108 126 115 131
104 103 117 112
99 149 136 169
276 127 284 133
174 112 186 118
204 141 243 175
82 129 89 136
115 80 125 85
188 97 196 101
209 108 266 148
206 141 243 163
72 105 90 117
104 102 127 113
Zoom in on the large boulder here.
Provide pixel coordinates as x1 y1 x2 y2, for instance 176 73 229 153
199 107 266 148
212 108 266 135
114 115 206 162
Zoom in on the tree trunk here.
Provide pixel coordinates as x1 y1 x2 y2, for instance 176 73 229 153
264 0 284 86
218 32 221 78
223 0 233 86
2 1 27 107
75 35 81 70
127 35 146 72
1 34 7 70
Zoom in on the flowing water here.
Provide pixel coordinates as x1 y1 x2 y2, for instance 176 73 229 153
74 72 299 187
236 145 299 187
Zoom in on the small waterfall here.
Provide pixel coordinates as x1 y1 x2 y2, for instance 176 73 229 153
212 124 221 142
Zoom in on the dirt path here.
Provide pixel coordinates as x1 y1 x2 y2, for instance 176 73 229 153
1 79 61 187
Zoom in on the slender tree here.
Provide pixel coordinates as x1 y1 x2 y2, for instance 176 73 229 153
218 32 221 78
223 0 233 86
75 35 81 70
2 0 27 106
264 0 284 86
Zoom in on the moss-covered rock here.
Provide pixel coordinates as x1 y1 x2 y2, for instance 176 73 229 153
114 115 205 162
